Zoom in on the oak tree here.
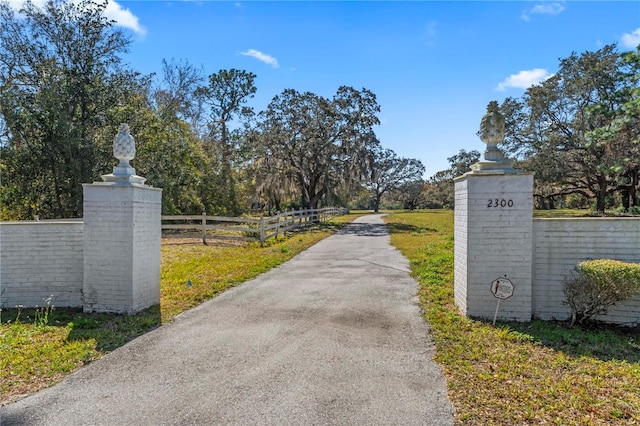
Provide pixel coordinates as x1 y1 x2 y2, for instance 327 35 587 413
253 87 380 209
501 44 640 212
366 147 425 212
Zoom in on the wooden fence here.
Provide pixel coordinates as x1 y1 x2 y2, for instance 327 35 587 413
161 207 348 245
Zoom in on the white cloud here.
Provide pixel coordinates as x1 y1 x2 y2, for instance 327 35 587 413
496 68 552 91
104 1 146 35
521 2 565 21
240 49 280 68
5 0 146 35
621 28 640 49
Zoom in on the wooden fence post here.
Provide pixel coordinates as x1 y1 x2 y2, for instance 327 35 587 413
260 215 265 246
202 212 208 245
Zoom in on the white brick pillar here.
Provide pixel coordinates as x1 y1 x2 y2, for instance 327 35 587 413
83 184 161 313
453 101 534 322
454 171 533 321
82 124 162 314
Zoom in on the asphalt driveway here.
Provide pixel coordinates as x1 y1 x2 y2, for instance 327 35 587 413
1 214 454 425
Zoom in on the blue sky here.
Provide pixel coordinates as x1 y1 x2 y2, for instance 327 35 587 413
9 0 640 178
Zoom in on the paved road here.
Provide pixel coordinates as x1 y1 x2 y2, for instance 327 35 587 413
1 214 454 425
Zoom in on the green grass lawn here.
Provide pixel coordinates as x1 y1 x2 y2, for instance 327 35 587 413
533 208 592 217
533 208 640 217
384 210 639 425
0 213 362 405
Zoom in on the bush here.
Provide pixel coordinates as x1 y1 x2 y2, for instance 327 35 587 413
563 259 640 325
615 205 640 216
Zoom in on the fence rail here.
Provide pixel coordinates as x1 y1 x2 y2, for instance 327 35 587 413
161 207 348 245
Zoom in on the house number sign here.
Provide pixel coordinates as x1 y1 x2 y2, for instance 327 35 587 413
487 198 514 208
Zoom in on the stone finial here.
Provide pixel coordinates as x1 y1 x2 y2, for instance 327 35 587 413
101 123 146 185
113 123 136 168
479 101 505 146
478 101 507 162
466 101 517 174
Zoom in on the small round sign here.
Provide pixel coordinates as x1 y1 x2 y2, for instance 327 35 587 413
491 277 515 300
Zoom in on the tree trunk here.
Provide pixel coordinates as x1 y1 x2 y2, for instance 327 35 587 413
631 168 639 207
50 155 65 219
596 175 607 214
621 186 630 211
309 192 323 210
306 175 327 210
534 195 547 210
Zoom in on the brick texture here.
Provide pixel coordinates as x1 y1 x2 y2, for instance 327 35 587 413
0 221 84 308
533 218 640 325
82 184 162 314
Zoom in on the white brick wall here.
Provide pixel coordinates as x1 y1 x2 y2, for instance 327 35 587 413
0 221 84 308
1 184 162 314
533 218 640 325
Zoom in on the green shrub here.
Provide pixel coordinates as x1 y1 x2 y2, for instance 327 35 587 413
563 259 640 325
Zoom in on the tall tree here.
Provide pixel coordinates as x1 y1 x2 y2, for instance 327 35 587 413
585 46 640 210
501 44 639 213
333 86 381 184
388 180 427 210
196 69 257 215
154 58 205 135
0 0 134 218
254 86 380 209
366 147 424 212
255 89 335 209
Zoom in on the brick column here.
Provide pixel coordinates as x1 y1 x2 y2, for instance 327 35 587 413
82 184 162 313
454 171 534 321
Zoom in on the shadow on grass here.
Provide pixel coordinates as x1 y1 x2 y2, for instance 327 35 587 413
496 319 640 363
386 222 439 235
336 221 438 237
68 306 162 352
2 306 162 353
